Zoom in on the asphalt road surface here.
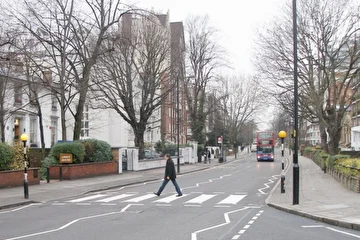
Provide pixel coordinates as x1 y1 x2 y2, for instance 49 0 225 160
1 152 359 240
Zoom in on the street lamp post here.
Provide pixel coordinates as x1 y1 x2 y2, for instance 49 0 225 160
176 76 180 173
278 131 287 193
20 133 29 199
292 0 300 205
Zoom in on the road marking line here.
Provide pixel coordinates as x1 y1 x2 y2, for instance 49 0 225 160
96 194 135 203
218 195 246 205
156 204 171 207
3 210 129 240
100 203 116 206
68 194 107 203
243 225 250 229
184 205 201 207
52 203 66 206
232 235 240 239
0 204 40 214
185 194 216 204
191 206 260 240
238 230 246 234
302 225 360 238
153 194 188 203
248 220 254 224
214 205 231 208
123 194 157 203
302 225 323 228
76 203 91 206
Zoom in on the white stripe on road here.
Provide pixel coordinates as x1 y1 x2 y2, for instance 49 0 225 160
153 194 188 203
68 194 107 203
123 194 157 203
185 194 216 204
217 195 246 205
302 225 360 238
96 194 135 203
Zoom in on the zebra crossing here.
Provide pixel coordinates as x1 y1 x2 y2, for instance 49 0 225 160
57 192 247 207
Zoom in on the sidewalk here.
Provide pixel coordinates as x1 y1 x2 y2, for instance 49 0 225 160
266 155 360 230
1 153 359 231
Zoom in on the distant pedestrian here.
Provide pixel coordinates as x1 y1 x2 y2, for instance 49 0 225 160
207 149 211 163
154 154 182 197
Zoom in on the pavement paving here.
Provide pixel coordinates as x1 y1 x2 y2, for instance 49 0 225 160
0 152 359 231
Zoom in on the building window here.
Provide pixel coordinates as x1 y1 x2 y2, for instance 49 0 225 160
14 82 22 103
51 118 57 146
51 92 57 110
29 117 37 145
81 105 89 138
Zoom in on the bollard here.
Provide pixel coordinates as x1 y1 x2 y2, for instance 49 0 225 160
281 175 285 193
322 156 327 173
47 167 50 183
59 165 63 181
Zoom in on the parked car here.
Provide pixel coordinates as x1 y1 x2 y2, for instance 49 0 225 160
144 150 161 159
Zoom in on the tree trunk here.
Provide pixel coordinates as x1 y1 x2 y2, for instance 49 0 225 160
37 104 46 159
327 124 342 155
73 99 85 141
319 123 328 152
0 108 4 143
134 126 145 159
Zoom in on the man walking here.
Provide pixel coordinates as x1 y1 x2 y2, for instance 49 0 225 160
154 154 182 197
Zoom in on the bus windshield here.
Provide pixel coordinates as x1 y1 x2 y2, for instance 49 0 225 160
257 146 273 154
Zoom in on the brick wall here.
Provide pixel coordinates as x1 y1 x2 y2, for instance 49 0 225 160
0 168 40 188
49 161 118 180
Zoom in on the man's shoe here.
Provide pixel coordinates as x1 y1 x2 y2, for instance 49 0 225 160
176 194 182 197
153 192 160 196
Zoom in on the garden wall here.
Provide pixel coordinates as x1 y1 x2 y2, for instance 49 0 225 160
49 161 118 180
0 168 40 188
328 168 360 193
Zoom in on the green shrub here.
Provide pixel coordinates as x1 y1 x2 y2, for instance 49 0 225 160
334 158 360 177
40 156 57 180
328 154 350 169
303 147 313 155
0 143 13 170
79 139 113 162
10 141 28 170
49 142 85 164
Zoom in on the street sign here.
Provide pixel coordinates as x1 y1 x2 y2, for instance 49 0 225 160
59 153 73 164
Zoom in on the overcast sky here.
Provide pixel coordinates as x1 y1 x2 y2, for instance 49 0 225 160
131 0 286 76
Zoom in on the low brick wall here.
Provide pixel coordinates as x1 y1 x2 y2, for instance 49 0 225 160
49 161 118 180
328 168 360 193
0 168 40 188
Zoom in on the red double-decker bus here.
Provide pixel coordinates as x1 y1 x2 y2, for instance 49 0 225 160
256 131 275 161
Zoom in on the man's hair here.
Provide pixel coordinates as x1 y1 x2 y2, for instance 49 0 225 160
165 154 171 158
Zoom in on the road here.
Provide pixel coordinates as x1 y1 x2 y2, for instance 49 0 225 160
1 152 359 240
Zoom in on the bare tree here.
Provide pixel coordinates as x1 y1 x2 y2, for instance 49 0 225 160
8 0 139 141
92 13 172 154
254 0 360 154
220 75 265 147
184 15 224 144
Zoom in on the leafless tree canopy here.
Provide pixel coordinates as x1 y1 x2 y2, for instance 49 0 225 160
184 15 224 143
93 13 171 151
254 0 360 154
6 0 139 141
